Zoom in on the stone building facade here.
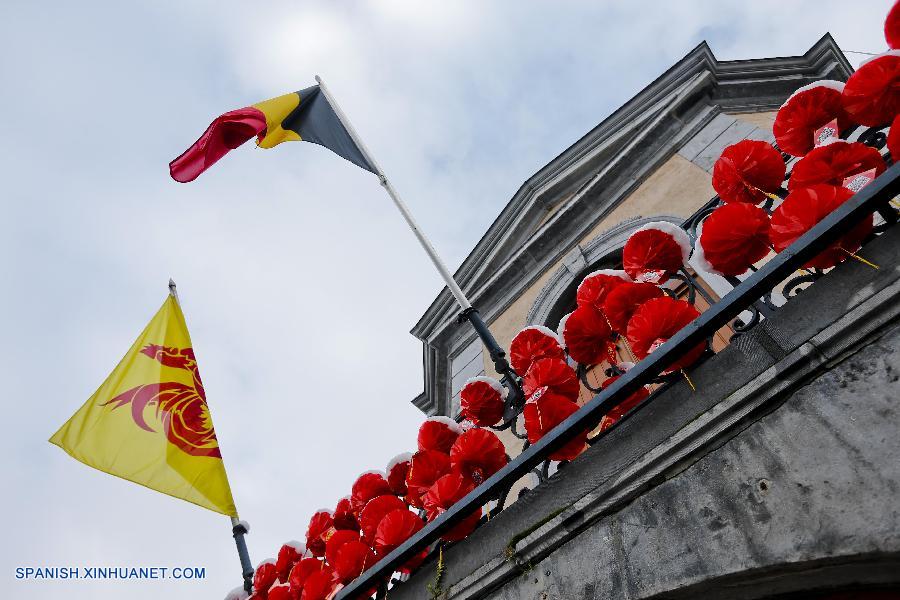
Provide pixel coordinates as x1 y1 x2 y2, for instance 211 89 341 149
394 35 900 599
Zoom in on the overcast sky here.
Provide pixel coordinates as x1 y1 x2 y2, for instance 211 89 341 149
0 1 886 598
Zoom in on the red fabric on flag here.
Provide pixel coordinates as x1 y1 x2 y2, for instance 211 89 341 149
696 202 771 277
712 140 786 204
626 297 704 373
169 107 267 183
788 141 886 191
842 52 900 127
770 184 874 269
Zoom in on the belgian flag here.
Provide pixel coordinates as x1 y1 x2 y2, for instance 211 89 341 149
170 85 376 182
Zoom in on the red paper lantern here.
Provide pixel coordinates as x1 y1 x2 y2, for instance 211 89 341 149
299 565 338 600
417 416 462 454
332 497 359 532
774 81 849 156
304 511 334 558
459 377 506 426
405 449 451 508
386 452 413 496
522 387 586 461
575 269 630 311
788 141 886 191
602 282 664 334
359 495 407 544
373 509 424 557
596 376 651 433
275 540 307 583
288 558 324 594
622 222 691 284
450 428 508 485
888 0 900 48
888 114 900 159
509 326 565 374
253 559 278 596
324 529 360 568
842 51 900 127
332 540 376 584
695 202 771 277
770 184 874 269
712 140 786 204
350 471 392 518
522 357 580 400
268 582 295 600
558 305 614 365
626 297 704 373
423 472 482 542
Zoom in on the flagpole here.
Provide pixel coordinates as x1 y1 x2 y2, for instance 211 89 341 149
314 76 524 417
168 279 255 594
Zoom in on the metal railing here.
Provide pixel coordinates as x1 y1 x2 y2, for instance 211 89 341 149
335 136 899 600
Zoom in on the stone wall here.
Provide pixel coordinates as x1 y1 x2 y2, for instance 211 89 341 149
390 226 900 599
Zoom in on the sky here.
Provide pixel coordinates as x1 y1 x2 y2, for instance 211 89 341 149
0 1 887 598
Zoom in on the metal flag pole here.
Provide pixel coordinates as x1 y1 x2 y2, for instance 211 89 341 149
168 279 255 594
314 76 524 417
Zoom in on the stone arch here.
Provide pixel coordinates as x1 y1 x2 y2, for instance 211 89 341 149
526 215 686 330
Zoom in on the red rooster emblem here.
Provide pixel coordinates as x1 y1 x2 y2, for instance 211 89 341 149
102 344 221 458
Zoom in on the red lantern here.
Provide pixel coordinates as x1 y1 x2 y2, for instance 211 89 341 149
712 140 786 204
522 387 586 461
298 565 338 600
304 511 334 558
888 114 900 159
602 282 664 334
889 0 900 48
788 141 886 191
417 416 462 454
423 472 482 542
626 297 704 373
842 51 900 127
695 202 771 277
575 269 630 311
522 357 580 400
622 222 691 284
460 377 506 426
349 471 392 518
450 428 508 485
386 452 413 496
253 559 278 596
774 81 849 156
405 449 451 508
275 540 307 583
596 376 651 433
770 184 874 269
559 305 614 365
333 497 359 532
359 495 407 544
268 582 295 600
288 558 324 595
323 530 360 569
373 509 424 557
509 326 565 374
332 540 376 584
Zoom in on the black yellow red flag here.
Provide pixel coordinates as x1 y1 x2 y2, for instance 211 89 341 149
170 85 376 182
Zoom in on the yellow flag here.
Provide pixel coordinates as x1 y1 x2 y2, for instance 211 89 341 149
50 295 237 516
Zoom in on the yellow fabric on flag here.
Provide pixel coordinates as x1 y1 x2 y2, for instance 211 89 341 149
50 296 237 517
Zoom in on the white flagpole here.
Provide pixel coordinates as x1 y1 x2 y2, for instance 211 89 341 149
314 75 471 311
168 279 255 594
314 76 524 418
